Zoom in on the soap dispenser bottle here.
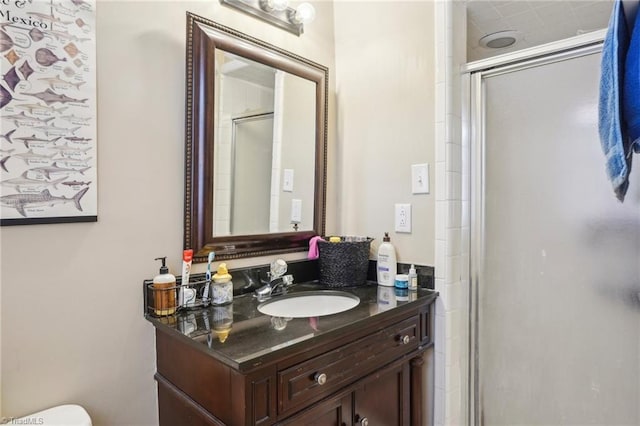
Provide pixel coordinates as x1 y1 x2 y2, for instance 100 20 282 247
153 257 177 316
212 263 233 306
377 232 397 286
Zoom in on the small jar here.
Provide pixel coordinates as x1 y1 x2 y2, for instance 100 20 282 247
395 287 409 302
394 274 409 290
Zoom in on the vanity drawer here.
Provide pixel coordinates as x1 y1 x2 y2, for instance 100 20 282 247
278 316 419 416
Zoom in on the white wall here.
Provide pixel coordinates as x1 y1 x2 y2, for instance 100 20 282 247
278 74 316 232
333 1 436 266
0 1 336 424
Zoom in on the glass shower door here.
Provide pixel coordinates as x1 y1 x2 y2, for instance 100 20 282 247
231 114 274 235
474 50 640 425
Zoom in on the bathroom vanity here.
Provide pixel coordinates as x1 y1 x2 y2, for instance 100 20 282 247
169 13 439 424
146 283 438 426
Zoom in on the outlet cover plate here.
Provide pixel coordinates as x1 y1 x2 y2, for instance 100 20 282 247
291 198 302 223
395 203 411 233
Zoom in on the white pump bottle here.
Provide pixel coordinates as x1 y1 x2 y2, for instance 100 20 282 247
376 232 397 286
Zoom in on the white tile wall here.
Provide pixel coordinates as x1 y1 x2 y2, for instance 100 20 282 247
434 1 469 425
435 162 446 203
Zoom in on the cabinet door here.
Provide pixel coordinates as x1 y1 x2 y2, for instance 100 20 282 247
353 360 410 426
279 393 352 426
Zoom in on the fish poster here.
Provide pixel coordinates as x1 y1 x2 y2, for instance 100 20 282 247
0 0 97 225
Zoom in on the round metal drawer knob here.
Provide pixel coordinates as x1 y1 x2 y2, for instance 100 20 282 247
315 372 327 385
360 417 369 426
400 335 410 345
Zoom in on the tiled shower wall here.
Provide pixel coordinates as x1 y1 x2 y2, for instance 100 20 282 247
434 1 469 425
269 71 285 232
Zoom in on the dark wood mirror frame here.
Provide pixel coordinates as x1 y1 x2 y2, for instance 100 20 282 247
185 12 328 263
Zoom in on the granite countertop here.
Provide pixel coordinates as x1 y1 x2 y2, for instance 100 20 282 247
146 281 438 372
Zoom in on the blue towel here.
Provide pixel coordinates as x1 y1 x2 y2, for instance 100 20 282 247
599 0 632 201
623 1 640 155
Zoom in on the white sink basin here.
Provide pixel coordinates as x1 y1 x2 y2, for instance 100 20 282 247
257 290 360 318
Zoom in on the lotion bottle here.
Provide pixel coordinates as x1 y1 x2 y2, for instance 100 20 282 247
376 232 397 286
153 257 176 316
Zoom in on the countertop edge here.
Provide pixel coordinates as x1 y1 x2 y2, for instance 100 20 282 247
146 287 439 374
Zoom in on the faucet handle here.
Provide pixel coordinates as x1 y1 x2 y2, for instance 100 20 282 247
282 274 294 286
270 259 287 280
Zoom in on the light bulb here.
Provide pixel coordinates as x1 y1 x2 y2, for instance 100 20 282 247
293 2 315 24
259 0 288 12
271 0 289 11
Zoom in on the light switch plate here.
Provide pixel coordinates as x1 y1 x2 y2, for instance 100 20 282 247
283 169 294 192
411 163 429 194
395 203 411 233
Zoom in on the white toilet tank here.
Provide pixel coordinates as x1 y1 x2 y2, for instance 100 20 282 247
13 404 92 426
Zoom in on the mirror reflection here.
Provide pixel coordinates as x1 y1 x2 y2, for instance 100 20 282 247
185 13 327 261
213 51 316 236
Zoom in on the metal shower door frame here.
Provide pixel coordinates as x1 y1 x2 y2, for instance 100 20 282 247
463 30 606 426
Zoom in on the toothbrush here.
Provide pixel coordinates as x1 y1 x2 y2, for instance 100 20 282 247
203 251 215 303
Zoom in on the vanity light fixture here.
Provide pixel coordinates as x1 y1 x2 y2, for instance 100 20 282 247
219 0 316 36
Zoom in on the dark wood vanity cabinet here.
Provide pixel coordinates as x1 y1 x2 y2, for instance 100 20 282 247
281 358 412 426
154 301 434 426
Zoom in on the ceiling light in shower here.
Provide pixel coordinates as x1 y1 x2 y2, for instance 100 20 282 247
479 31 520 49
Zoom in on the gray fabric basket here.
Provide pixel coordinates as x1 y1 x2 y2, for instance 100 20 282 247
317 238 373 287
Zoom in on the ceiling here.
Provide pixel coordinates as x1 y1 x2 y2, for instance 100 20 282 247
467 0 614 62
221 51 276 89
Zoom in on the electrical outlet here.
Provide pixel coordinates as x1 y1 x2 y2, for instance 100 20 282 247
291 198 302 223
411 163 429 194
395 203 411 233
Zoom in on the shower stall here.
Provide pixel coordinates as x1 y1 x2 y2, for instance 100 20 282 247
467 33 640 425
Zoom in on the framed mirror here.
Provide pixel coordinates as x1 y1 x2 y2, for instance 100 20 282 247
185 12 328 262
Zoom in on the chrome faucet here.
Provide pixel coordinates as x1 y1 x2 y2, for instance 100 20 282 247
254 259 294 302
255 274 294 301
